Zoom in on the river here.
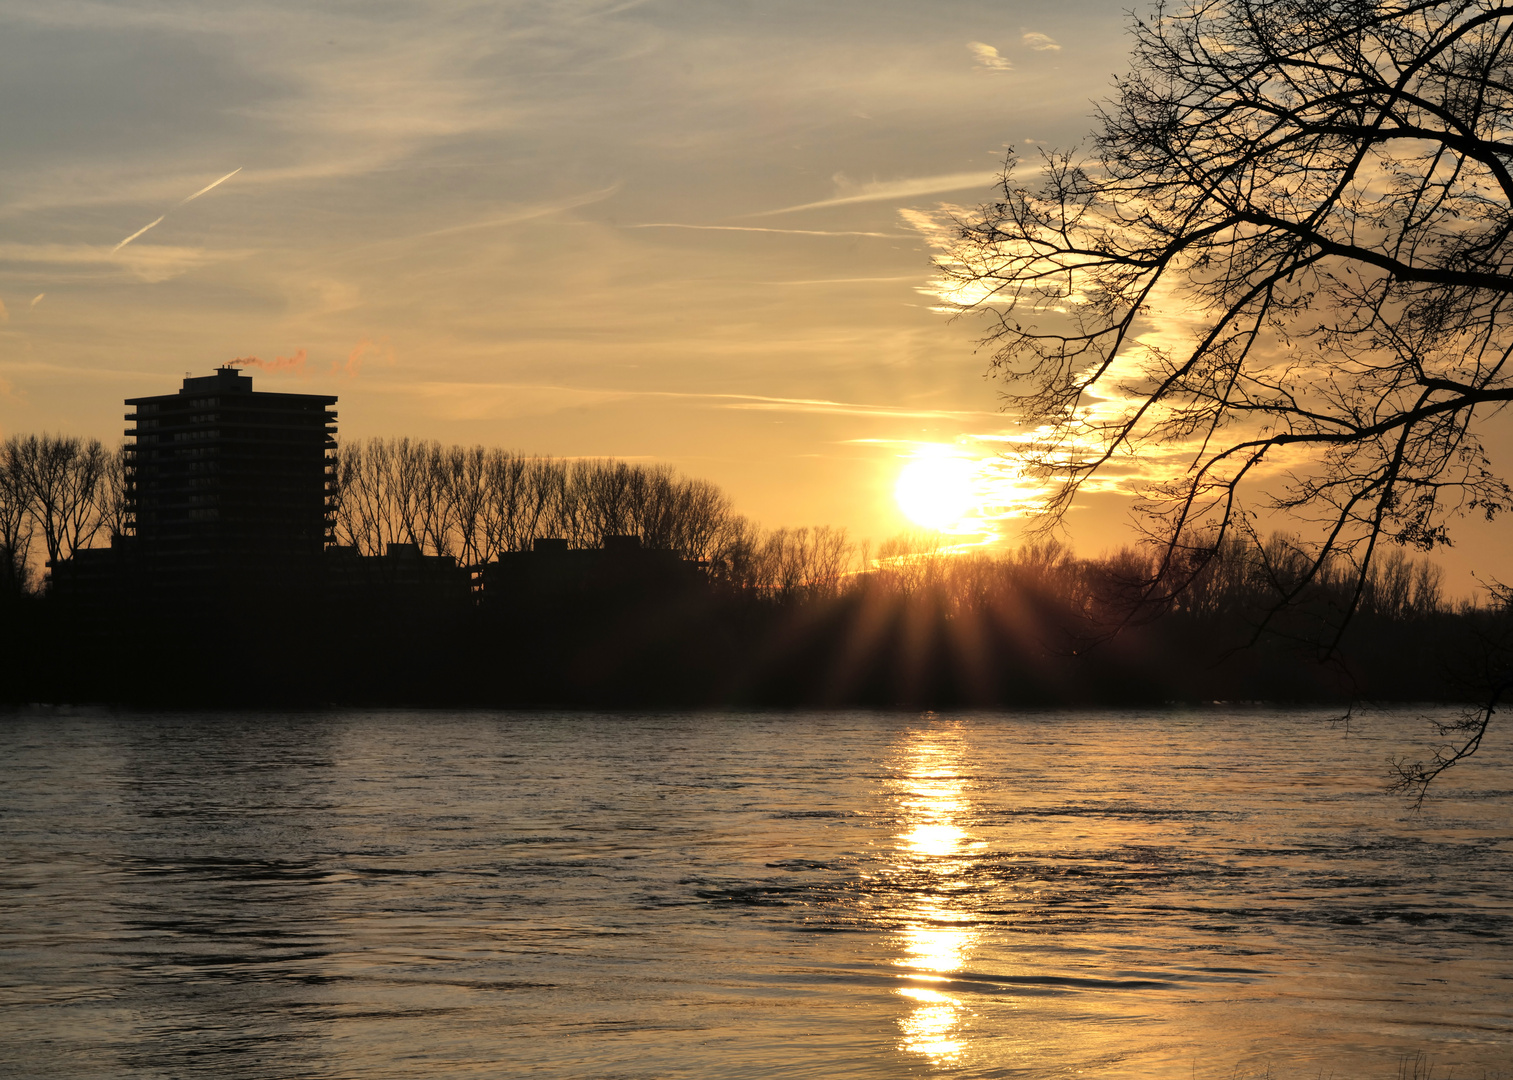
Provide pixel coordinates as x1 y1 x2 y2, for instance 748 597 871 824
2 707 1509 1078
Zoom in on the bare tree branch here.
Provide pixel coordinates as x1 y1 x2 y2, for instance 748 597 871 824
945 0 1513 788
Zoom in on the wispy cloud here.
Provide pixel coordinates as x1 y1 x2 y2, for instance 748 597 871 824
1022 31 1061 51
717 394 998 420
752 275 922 285
345 186 622 254
377 380 1002 421
342 340 373 379
630 223 905 238
0 241 243 284
967 42 1012 70
897 205 964 246
754 171 1000 216
29 294 44 311
404 186 619 241
336 337 393 379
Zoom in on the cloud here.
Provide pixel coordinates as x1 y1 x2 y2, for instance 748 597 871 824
755 171 1002 216
967 42 1012 71
714 394 998 420
1022 32 1061 51
339 340 371 379
0 241 237 284
897 206 964 249
29 294 44 311
752 275 922 285
343 186 622 255
370 380 1003 422
0 298 7 323
630 223 905 238
333 337 393 379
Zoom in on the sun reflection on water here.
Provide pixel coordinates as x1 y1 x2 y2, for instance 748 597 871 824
890 723 978 1065
903 820 966 859
897 987 964 1060
901 913 972 975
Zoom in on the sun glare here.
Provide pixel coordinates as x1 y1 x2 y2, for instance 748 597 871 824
894 449 979 531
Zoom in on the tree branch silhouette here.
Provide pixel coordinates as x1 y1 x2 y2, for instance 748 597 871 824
944 0 1513 784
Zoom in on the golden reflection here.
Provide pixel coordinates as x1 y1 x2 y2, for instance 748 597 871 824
903 820 966 858
901 913 972 975
897 987 964 1059
889 724 979 1066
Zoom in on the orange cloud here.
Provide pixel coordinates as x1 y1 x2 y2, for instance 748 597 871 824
335 340 370 379
329 336 393 379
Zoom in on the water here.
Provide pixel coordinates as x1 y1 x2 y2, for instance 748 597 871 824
2 708 1510 1079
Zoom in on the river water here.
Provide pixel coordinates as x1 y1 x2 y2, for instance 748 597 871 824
2 708 1509 1079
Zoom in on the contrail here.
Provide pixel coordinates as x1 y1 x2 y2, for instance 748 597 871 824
112 167 242 253
181 167 241 205
112 215 166 253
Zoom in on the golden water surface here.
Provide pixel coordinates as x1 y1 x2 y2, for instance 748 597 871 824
2 707 1509 1078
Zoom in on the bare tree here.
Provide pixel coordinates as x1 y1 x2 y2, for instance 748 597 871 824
334 438 429 555
444 445 490 568
408 441 454 559
6 434 109 570
704 513 765 589
943 0 1513 786
748 526 858 599
0 438 35 595
333 439 747 569
660 477 733 563
481 453 564 556
95 445 130 544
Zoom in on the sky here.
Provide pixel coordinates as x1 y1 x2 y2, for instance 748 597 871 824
1 0 1508 592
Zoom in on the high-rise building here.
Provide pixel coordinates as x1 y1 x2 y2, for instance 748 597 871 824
124 367 337 586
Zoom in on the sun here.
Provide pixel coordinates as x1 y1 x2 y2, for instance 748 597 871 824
894 449 979 531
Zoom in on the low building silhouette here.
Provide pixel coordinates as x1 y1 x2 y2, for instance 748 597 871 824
326 541 472 613
480 534 703 608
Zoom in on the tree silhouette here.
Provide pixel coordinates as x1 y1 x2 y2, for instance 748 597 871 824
0 443 35 596
3 435 110 571
944 0 1513 788
333 438 753 569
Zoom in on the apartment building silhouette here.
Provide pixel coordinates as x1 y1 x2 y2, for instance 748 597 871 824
125 366 337 588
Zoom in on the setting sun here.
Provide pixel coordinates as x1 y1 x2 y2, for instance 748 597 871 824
894 449 979 531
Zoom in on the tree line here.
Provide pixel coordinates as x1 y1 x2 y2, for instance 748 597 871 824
333 437 858 596
0 431 1473 624
857 529 1452 629
5 430 1507 716
0 433 863 600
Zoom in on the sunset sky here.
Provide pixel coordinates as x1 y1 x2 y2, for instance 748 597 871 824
2 0 1508 589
